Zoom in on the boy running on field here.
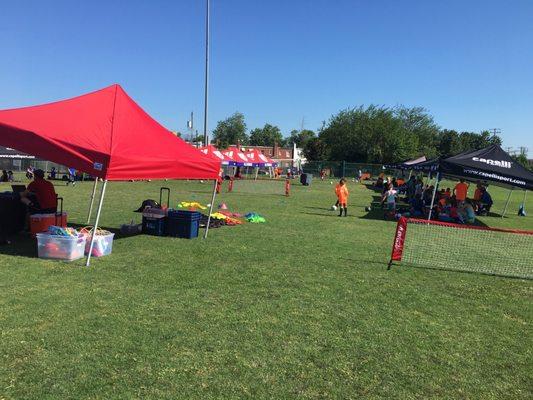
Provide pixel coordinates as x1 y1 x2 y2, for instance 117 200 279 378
335 178 349 217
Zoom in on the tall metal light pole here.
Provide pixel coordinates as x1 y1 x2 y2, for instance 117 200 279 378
203 0 210 146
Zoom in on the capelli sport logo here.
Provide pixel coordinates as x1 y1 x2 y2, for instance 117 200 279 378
472 157 512 168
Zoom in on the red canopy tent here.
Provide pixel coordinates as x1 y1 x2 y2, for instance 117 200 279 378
242 148 276 167
0 84 220 180
0 84 221 265
222 146 253 166
199 145 231 165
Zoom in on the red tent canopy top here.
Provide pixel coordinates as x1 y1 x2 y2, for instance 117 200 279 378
199 145 231 165
0 84 220 180
242 148 277 166
222 146 253 166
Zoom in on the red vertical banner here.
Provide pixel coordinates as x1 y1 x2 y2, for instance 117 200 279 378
389 217 408 267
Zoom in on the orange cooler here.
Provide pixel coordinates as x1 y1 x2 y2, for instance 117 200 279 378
30 213 68 235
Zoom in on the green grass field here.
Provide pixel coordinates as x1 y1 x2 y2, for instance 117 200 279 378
1 177 532 399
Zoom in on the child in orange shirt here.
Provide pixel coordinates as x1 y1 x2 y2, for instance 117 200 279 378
335 178 349 217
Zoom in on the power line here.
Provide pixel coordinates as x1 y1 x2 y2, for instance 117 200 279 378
489 128 501 138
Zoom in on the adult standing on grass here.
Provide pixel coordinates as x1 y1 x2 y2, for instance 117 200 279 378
335 178 349 217
454 179 469 204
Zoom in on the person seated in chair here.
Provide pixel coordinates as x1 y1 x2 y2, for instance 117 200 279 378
20 169 57 214
460 199 476 224
478 187 493 215
409 193 425 217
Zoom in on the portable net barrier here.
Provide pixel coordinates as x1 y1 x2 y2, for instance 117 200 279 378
389 217 533 279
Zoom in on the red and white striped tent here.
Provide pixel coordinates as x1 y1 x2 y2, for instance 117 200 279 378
199 145 231 165
242 148 277 167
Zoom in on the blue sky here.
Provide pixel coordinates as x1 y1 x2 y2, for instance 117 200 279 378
1 0 532 151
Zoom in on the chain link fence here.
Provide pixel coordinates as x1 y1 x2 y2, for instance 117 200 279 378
302 161 385 178
0 158 70 174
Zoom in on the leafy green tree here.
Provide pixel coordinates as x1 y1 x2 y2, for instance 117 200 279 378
395 106 440 160
249 123 283 146
287 129 316 148
319 105 418 163
511 153 531 170
303 137 329 161
436 129 502 157
436 129 461 157
212 112 248 148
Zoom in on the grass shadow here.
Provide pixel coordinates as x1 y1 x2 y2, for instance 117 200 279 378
301 211 344 218
304 206 332 211
0 232 37 258
68 223 141 240
390 261 530 281
359 195 490 227
0 223 141 260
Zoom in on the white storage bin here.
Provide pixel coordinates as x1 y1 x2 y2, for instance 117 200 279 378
85 233 115 257
36 233 86 261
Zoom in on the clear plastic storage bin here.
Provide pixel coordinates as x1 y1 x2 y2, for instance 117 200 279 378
85 233 115 257
36 233 86 261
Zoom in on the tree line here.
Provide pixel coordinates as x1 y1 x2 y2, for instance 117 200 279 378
210 112 315 150
209 106 509 165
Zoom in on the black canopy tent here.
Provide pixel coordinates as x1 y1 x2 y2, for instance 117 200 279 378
0 146 37 172
417 145 533 219
0 146 36 159
384 155 427 171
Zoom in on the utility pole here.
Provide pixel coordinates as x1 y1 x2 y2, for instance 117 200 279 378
489 128 501 138
203 0 210 147
188 111 194 144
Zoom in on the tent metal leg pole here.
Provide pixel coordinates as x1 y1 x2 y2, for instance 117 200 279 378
86 178 99 224
85 180 107 267
204 179 217 239
522 190 527 213
427 172 440 221
501 188 513 218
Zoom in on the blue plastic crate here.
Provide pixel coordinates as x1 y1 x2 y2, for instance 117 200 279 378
168 210 201 220
166 218 200 239
142 216 167 236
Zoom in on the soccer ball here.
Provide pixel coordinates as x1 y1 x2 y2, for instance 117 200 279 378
365 206 372 212
331 205 338 211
